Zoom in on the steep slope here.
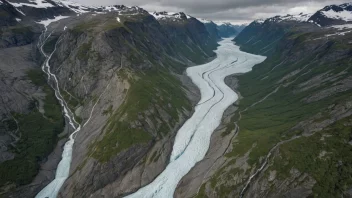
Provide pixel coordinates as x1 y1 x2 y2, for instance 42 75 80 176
54 11 218 198
0 2 220 198
197 19 221 41
215 22 239 37
176 8 352 198
0 1 68 197
198 19 243 38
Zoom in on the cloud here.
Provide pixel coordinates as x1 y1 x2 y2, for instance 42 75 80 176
74 0 347 24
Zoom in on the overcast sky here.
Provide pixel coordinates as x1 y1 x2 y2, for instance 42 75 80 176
75 0 346 24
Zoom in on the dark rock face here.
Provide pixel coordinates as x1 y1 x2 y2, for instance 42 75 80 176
234 20 286 56
0 0 23 26
156 13 218 61
204 21 221 40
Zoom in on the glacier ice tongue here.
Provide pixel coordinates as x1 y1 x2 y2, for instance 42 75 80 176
125 38 266 198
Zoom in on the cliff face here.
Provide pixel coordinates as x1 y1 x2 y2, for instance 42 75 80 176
176 11 352 198
204 21 221 41
0 2 219 197
50 11 217 198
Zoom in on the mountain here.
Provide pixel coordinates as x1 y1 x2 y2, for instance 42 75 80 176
214 21 245 37
0 1 220 197
308 3 352 26
215 21 247 37
175 3 352 198
2 0 352 198
198 18 243 38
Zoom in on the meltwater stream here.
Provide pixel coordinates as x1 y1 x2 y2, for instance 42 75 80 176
125 38 266 198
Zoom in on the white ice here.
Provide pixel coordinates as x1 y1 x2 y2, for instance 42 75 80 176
125 38 266 198
197 18 212 24
149 11 186 20
36 16 69 28
329 24 352 30
322 10 352 21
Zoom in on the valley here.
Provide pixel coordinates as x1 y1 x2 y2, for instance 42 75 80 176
125 38 265 198
0 0 352 198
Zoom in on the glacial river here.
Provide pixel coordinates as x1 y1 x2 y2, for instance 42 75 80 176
125 38 266 198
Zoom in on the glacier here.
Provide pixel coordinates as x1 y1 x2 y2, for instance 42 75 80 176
125 38 266 198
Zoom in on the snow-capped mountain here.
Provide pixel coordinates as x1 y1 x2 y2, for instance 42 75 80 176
149 11 192 22
251 3 352 27
308 3 352 26
268 13 313 23
3 0 146 21
253 13 313 25
198 20 246 37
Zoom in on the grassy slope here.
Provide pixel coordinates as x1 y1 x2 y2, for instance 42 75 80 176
202 26 352 197
64 15 217 163
89 67 192 162
0 69 64 189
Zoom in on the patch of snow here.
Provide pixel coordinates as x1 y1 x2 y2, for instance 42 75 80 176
36 15 70 27
116 17 120 22
8 0 55 8
321 10 352 21
213 21 228 26
104 5 119 12
325 30 352 37
267 13 312 23
14 7 26 16
55 0 91 13
281 13 312 22
63 26 67 31
15 18 22 22
254 19 265 24
149 11 186 21
329 24 352 30
198 18 212 24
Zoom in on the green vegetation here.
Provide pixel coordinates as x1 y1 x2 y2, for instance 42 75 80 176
71 20 100 34
195 183 209 198
271 116 352 197
0 69 64 188
206 29 352 196
43 36 59 54
89 68 191 162
103 20 124 31
77 40 92 61
102 105 113 116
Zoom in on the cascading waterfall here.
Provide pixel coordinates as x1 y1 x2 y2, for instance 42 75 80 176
36 24 113 198
35 26 82 198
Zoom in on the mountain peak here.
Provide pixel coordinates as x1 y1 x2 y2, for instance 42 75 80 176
149 11 191 21
308 2 352 26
